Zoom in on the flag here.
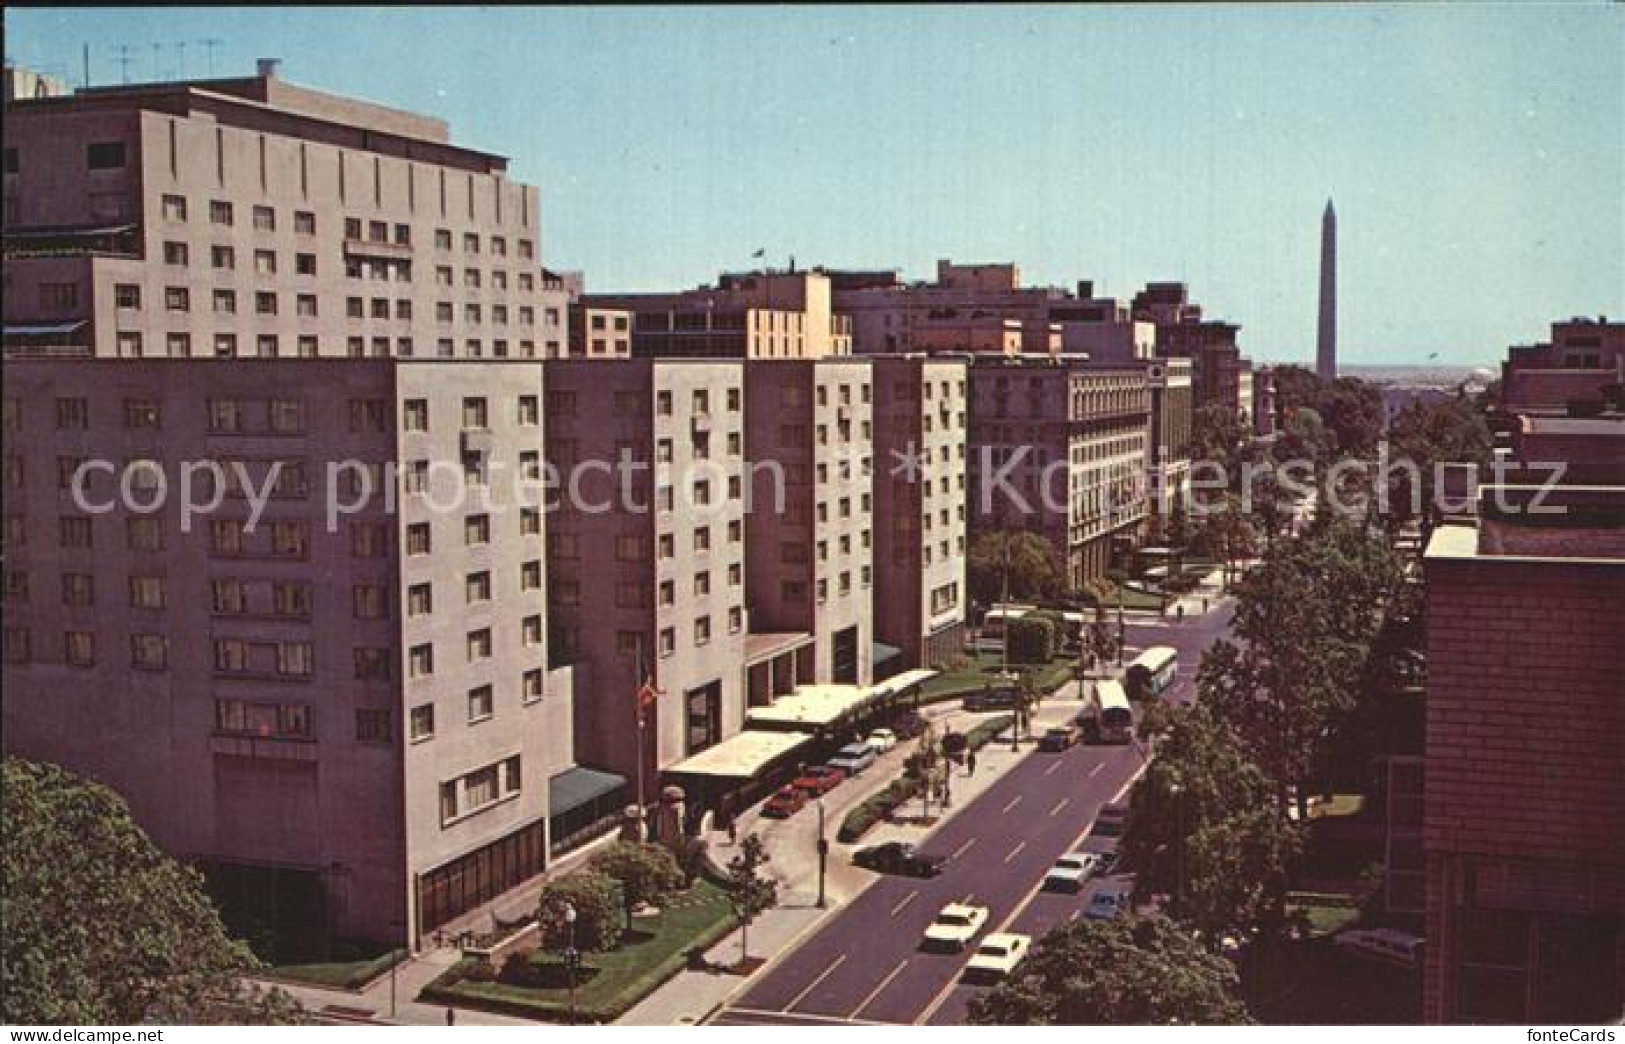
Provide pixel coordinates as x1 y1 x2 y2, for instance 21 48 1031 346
636 679 664 711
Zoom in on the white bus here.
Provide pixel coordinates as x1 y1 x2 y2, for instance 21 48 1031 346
1086 679 1134 744
1125 645 1179 700
968 605 1035 654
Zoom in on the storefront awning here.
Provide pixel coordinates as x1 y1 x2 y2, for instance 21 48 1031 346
547 766 627 817
664 730 814 780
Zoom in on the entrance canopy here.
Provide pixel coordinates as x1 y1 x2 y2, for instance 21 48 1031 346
873 668 938 696
664 730 813 780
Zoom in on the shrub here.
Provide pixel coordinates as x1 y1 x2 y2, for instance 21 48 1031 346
965 714 1015 752
1007 615 1057 664
668 835 713 887
589 842 685 923
536 872 622 953
837 776 922 843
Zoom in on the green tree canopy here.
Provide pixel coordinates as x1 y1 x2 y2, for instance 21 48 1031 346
1 758 304 1025
723 835 778 964
967 530 1066 604
966 914 1251 1025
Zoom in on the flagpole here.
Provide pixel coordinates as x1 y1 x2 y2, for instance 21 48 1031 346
635 635 647 834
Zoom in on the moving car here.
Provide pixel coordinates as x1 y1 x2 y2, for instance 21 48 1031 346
852 841 947 878
761 785 807 819
866 728 899 753
963 933 1032 981
1038 724 1081 751
1090 801 1130 838
1084 888 1131 921
1044 852 1102 892
826 742 878 776
792 765 845 796
922 902 990 952
1333 928 1425 968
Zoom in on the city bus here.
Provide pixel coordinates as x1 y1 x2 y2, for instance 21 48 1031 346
968 605 1035 655
1125 645 1179 700
1085 679 1134 744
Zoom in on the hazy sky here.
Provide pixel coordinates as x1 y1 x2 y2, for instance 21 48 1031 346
7 4 1622 365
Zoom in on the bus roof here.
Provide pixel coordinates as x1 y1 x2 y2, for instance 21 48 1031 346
1127 645 1179 673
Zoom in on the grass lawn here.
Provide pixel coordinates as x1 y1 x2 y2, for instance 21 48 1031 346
268 946 407 990
1287 892 1362 938
920 651 1077 702
1309 794 1366 819
421 878 736 1023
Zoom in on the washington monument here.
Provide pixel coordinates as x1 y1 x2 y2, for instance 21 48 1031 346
1316 198 1337 379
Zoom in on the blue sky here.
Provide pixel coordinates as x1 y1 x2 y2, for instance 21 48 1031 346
7 4 1622 365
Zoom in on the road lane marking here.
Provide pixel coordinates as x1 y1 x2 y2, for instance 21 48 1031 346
1044 760 1064 777
890 890 918 918
950 837 977 861
785 952 848 1013
718 1006 892 1027
1001 795 1022 814
1004 840 1027 864
1088 763 1104 778
1050 797 1071 817
850 959 909 1020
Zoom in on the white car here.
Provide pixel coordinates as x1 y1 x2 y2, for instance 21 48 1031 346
1333 928 1424 967
1044 852 1102 892
866 728 898 753
826 742 879 776
964 933 1031 980
922 902 990 951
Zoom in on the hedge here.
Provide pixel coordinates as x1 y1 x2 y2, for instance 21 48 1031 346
836 714 1015 844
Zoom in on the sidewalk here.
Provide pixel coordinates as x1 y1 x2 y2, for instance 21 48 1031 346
256 946 535 1026
617 683 1094 1025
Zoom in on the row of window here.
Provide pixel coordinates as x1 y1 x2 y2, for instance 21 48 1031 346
437 755 524 826
407 671 544 745
157 198 537 260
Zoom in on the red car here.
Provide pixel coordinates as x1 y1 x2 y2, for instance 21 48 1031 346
793 765 846 796
762 785 808 818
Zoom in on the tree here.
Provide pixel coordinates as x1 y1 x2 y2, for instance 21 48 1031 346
1119 707 1301 953
1385 396 1493 536
1192 495 1257 586
537 872 623 953
1189 404 1246 484
967 530 1066 605
967 915 1251 1025
1 758 305 1025
723 835 778 966
589 842 686 931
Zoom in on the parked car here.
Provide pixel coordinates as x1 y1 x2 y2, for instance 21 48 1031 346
1333 928 1425 967
762 785 808 819
1038 724 1081 751
1084 888 1131 921
1090 801 1130 838
826 742 879 776
852 841 947 878
922 902 990 952
792 765 846 796
866 728 899 753
964 933 1032 981
1044 852 1102 892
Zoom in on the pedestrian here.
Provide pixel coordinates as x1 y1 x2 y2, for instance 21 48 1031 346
967 750 978 777
446 1007 456 1026
1176 604 1185 623
1202 596 1209 614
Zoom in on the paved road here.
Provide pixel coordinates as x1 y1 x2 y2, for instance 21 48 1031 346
711 604 1233 1026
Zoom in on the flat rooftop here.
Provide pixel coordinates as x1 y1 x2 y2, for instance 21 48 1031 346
1426 484 1625 563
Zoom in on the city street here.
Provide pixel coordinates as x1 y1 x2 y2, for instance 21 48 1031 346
708 597 1232 1026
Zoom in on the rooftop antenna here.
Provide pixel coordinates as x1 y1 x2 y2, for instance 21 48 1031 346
198 38 223 77
115 44 135 84
176 41 186 79
82 43 90 88
151 42 162 81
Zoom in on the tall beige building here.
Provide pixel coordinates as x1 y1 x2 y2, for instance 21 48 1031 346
1 70 587 951
0 359 575 949
584 270 852 360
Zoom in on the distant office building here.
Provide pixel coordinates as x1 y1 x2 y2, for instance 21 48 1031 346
1129 281 1255 421
1317 198 1337 379
567 303 633 358
1500 316 1625 416
3 64 71 103
583 270 852 360
967 358 1151 588
870 355 969 670
1146 358 1194 516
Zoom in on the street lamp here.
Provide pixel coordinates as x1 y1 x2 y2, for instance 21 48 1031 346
815 797 829 909
562 902 579 1023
